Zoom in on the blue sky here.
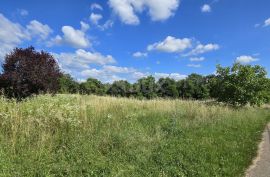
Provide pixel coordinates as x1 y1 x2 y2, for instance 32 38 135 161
0 0 269 83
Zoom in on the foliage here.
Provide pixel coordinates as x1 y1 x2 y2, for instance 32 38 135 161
0 94 269 176
59 74 79 94
156 77 178 98
135 76 157 99
80 78 105 95
177 74 209 99
107 80 132 97
0 47 61 99
213 63 269 106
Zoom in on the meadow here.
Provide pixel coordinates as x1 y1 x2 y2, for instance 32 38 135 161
0 94 269 177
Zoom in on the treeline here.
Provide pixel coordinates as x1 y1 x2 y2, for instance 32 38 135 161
1 47 270 106
59 73 212 100
59 64 270 106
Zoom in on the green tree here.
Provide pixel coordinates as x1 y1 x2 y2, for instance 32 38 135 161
177 74 209 99
80 78 105 95
135 76 157 99
59 74 79 94
156 77 178 98
107 80 132 97
213 63 269 106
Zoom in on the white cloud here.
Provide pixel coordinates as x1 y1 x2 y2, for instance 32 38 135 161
154 72 187 80
235 55 259 64
17 9 29 16
80 21 90 32
54 49 116 73
190 57 205 62
186 43 219 56
109 0 140 25
98 20 114 30
50 24 90 48
201 4 211 13
147 36 192 53
90 13 103 25
103 65 136 73
91 3 103 11
264 17 270 27
76 49 116 65
81 66 135 83
0 13 30 60
108 0 180 25
27 20 53 40
187 64 201 68
133 52 148 58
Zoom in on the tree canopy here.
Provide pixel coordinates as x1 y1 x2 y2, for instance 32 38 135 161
0 47 61 99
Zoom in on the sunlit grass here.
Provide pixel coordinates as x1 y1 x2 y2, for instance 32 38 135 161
0 94 269 176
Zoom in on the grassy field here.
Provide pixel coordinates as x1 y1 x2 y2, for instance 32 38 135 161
0 94 269 177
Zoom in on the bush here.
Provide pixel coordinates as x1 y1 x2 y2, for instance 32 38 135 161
0 47 61 100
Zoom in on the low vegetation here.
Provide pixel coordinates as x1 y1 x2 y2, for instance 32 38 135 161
0 94 269 176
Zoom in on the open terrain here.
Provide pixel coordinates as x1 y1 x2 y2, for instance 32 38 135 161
0 94 269 176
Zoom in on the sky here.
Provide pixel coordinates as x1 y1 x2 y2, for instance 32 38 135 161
0 0 269 83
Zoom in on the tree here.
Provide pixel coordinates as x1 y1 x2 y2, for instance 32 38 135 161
79 78 105 95
107 80 132 97
59 74 79 94
177 74 209 99
0 47 61 99
213 63 269 106
156 77 178 98
135 76 157 99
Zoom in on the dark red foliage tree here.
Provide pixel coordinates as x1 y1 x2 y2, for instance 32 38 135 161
0 46 62 99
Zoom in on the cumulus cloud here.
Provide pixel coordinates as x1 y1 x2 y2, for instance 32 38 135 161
50 23 90 48
108 0 180 25
0 14 54 60
190 57 205 61
186 43 219 56
147 36 192 53
201 4 211 13
91 3 103 11
90 13 103 25
54 49 116 74
27 20 53 40
235 55 259 64
81 65 136 83
75 49 116 65
264 17 270 27
0 13 30 60
133 52 148 58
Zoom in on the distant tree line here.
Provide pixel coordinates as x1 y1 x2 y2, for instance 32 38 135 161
1 47 270 106
59 65 270 106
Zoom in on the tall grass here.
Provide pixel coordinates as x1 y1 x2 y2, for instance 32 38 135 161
0 94 269 176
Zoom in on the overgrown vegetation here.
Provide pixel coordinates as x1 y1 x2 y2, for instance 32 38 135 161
0 94 269 176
